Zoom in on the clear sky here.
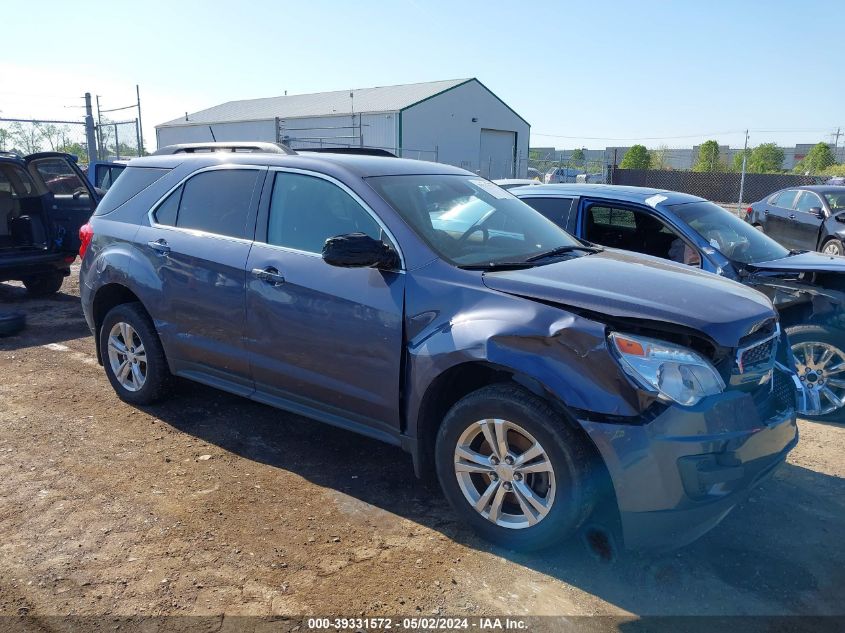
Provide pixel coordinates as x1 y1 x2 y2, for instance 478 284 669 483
1 0 842 151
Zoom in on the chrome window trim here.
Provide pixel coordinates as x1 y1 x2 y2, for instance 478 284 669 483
264 166 406 270
147 164 267 243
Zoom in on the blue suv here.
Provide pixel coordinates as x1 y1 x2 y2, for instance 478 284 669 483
79 152 797 552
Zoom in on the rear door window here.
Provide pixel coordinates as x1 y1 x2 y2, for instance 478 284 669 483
154 169 261 238
520 197 575 229
30 157 89 196
773 190 799 209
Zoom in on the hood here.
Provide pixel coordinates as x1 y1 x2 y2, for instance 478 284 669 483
746 251 845 273
481 249 776 348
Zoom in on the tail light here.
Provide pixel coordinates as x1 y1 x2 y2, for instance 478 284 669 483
746 206 753 216
79 222 94 258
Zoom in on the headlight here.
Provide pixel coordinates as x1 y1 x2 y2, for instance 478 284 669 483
609 332 725 406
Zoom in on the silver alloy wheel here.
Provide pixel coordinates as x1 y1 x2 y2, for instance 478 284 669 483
792 340 845 416
823 242 842 255
107 322 147 392
453 418 556 529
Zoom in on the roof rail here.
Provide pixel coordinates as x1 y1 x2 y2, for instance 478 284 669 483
0 150 24 159
152 141 296 156
298 147 397 157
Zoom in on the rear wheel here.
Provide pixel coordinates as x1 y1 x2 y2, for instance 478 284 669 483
821 239 844 256
100 302 172 405
435 384 597 551
788 324 845 422
22 272 65 297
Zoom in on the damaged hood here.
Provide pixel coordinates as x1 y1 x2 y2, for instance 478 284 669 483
746 251 845 273
482 250 776 348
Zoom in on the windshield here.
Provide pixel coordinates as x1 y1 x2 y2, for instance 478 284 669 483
367 174 581 266
668 200 790 264
824 191 845 210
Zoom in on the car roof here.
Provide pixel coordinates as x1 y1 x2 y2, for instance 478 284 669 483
786 185 845 193
127 152 470 178
509 183 705 205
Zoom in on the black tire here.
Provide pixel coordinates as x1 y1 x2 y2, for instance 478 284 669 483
787 323 845 423
99 302 172 405
22 272 65 297
753 224 764 232
821 238 845 256
0 311 26 337
435 383 597 552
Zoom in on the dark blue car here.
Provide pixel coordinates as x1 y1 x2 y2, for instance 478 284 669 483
79 155 796 552
512 183 845 421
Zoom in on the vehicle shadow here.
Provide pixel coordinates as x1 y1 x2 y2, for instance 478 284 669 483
144 381 845 617
0 283 89 349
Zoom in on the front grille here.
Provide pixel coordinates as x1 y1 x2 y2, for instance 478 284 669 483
772 368 797 411
739 338 776 373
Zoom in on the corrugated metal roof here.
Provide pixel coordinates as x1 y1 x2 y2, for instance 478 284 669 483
157 78 472 128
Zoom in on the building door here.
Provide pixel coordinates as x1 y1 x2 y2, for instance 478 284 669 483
479 129 515 179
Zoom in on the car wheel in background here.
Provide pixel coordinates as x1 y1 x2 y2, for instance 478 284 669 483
22 272 65 297
100 302 172 405
788 324 845 422
435 384 597 551
753 224 764 232
0 312 26 337
821 239 844 256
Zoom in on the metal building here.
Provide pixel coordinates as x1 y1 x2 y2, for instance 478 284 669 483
155 78 530 179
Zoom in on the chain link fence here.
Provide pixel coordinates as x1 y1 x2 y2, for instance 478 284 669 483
0 119 91 161
0 117 142 165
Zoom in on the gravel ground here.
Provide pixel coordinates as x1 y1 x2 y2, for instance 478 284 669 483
0 267 843 624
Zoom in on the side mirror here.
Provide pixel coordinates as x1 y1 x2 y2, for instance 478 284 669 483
835 212 845 224
322 232 399 270
809 206 826 220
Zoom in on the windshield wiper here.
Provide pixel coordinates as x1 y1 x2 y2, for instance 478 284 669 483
524 244 604 262
458 261 538 271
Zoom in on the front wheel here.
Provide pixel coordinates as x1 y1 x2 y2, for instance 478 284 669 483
788 324 845 422
435 384 597 551
821 239 845 256
100 302 172 405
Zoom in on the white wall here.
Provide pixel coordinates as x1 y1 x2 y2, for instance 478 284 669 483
400 80 530 176
155 119 277 149
280 113 397 152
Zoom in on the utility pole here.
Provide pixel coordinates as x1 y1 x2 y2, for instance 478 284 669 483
737 129 749 211
95 95 103 160
136 85 144 156
84 93 97 166
834 127 842 163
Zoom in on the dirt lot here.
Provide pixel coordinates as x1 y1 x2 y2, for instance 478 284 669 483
0 266 843 624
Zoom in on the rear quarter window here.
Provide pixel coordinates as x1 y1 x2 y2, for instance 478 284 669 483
94 166 171 216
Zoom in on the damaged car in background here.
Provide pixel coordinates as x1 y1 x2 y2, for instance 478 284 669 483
511 183 845 421
80 153 797 552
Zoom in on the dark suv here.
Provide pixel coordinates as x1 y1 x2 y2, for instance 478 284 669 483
79 152 797 552
0 151 99 295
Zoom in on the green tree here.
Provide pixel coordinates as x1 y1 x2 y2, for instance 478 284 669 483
571 147 585 164
0 127 9 151
748 143 784 173
732 148 752 171
795 142 835 174
620 144 651 169
649 144 670 170
9 122 43 154
693 140 721 172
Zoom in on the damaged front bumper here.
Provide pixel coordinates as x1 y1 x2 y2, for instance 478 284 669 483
579 371 798 551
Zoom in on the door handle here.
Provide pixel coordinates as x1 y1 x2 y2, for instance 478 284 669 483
251 266 285 286
147 239 170 255
789 214 797 220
